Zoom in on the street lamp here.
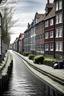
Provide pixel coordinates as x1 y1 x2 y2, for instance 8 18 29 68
0 12 2 62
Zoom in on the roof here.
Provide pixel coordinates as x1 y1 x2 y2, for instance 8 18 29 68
35 12 44 19
36 14 46 24
44 7 55 20
19 33 24 40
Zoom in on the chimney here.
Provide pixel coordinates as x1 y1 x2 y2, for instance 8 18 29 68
47 0 49 4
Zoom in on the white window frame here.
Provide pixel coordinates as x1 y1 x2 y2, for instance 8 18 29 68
0 17 1 26
50 43 54 51
59 0 62 10
56 42 63 51
56 15 58 24
0 28 1 36
56 28 58 38
56 27 63 38
56 13 62 24
59 13 62 23
50 19 53 26
50 31 53 38
45 44 49 51
45 32 48 39
56 2 58 11
45 21 48 27
59 27 63 37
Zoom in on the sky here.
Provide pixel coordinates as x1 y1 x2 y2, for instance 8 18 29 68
4 0 54 43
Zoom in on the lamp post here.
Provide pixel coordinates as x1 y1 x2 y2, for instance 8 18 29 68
0 12 2 62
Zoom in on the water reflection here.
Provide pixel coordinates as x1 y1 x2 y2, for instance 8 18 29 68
2 53 63 96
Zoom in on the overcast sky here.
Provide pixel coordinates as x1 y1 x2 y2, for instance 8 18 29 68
9 0 53 43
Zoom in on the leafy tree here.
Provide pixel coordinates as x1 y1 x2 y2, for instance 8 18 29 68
2 8 11 44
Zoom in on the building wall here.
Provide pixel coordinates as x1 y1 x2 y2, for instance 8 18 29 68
44 17 55 57
36 21 44 54
24 29 31 53
54 0 64 59
30 26 36 54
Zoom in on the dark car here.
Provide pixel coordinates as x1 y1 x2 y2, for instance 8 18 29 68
52 61 64 69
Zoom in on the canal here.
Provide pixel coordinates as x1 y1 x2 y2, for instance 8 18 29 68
2 51 63 96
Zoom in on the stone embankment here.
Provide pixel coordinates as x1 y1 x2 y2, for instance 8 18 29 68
0 51 13 94
15 51 64 96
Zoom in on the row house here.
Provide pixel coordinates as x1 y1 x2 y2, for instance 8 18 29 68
54 0 64 59
24 13 43 54
35 15 45 55
24 24 31 53
30 24 36 54
44 1 55 57
12 0 64 59
32 12 44 54
18 33 24 53
30 12 43 54
13 37 19 52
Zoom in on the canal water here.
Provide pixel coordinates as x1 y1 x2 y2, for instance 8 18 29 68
2 52 63 96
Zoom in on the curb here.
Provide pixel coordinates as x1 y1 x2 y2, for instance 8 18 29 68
14 51 64 95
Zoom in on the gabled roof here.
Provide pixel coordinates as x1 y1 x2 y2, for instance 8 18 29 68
19 33 24 40
44 7 55 20
35 12 44 19
36 14 45 24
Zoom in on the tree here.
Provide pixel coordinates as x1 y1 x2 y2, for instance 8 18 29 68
0 0 19 44
2 8 11 44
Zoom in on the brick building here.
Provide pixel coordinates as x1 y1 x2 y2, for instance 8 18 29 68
54 0 64 59
18 33 24 53
35 14 45 55
44 1 55 57
24 25 31 53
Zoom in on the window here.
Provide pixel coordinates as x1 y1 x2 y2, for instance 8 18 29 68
56 13 62 24
0 28 1 35
59 27 63 37
0 46 1 55
45 32 48 39
50 19 53 26
45 44 49 51
56 2 58 11
50 43 54 51
59 13 62 23
0 37 1 45
56 1 62 11
56 27 63 38
56 28 58 37
50 31 53 38
45 21 48 27
56 42 63 51
0 17 1 26
56 15 58 24
59 0 62 10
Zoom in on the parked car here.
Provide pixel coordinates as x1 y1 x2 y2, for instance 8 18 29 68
52 61 64 69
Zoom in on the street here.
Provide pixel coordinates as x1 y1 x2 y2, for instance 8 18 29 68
3 51 47 96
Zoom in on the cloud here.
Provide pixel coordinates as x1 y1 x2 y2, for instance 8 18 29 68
10 0 54 43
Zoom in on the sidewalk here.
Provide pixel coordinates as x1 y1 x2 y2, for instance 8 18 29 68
17 53 64 80
14 51 64 94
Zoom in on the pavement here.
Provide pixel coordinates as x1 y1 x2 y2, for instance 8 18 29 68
14 51 64 94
